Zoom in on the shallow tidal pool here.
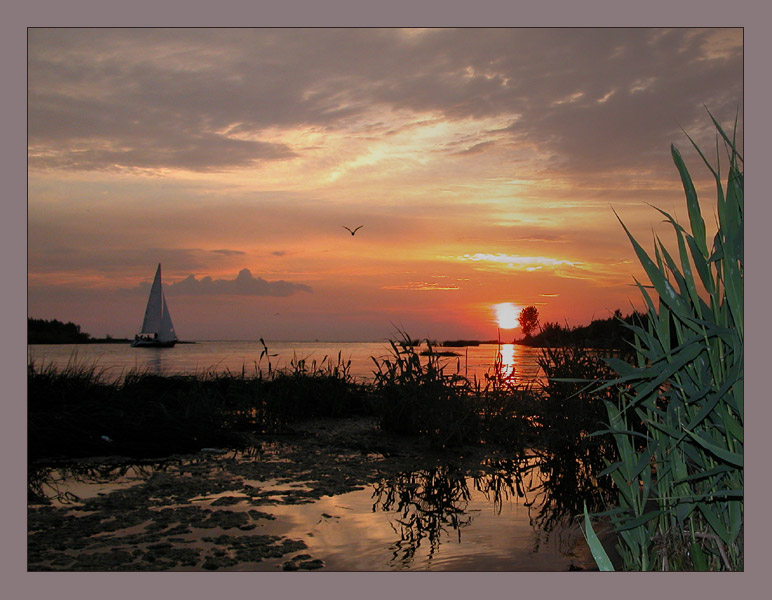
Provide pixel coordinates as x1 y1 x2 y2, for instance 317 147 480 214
28 421 606 572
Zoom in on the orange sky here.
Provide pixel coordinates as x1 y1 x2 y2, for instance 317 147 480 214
27 27 743 341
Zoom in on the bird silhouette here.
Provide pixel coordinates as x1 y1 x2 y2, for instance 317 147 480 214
342 225 364 236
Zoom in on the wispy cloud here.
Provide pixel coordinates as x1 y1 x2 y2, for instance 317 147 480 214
453 253 581 272
381 281 461 291
453 140 497 156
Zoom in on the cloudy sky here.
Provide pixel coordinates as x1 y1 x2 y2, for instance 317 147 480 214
27 27 743 341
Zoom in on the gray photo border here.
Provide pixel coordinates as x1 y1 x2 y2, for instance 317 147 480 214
5 2 766 598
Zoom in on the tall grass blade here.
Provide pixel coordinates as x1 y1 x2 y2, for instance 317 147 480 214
582 502 615 571
597 114 743 571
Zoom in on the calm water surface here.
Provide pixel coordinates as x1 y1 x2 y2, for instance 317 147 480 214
28 341 607 571
253 473 594 571
32 454 598 571
204 474 595 571
28 340 544 384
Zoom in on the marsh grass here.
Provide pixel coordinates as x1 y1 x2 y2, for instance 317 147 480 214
29 362 248 460
371 332 554 448
370 332 478 447
536 346 623 443
27 348 370 462
30 335 547 460
257 348 371 423
473 351 541 447
29 329 632 498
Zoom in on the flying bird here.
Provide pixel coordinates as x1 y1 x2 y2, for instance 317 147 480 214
342 225 364 236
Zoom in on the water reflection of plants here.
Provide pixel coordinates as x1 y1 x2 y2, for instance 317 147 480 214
370 466 474 566
370 445 615 567
28 461 169 505
525 444 616 534
27 445 270 506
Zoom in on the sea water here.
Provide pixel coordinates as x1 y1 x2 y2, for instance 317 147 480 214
27 340 544 384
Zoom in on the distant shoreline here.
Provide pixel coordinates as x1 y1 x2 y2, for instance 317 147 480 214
28 339 196 345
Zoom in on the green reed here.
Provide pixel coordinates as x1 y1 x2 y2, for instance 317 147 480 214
584 113 743 571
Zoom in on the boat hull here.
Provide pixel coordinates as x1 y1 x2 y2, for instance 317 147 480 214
130 339 177 348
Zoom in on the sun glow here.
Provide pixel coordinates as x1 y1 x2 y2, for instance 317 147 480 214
493 302 520 329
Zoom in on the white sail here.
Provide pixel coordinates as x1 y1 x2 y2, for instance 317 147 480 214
139 264 164 335
132 263 178 347
159 290 176 342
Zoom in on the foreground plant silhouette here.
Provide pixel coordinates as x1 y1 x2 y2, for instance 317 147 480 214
584 113 743 571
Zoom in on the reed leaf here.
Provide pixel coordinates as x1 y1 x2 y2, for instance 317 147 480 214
593 115 743 571
682 429 743 467
582 502 615 571
671 144 708 258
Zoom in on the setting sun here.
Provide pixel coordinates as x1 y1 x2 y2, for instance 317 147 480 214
494 303 521 329
26 28 742 344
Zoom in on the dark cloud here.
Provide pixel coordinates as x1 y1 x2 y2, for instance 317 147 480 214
27 90 296 172
166 268 312 296
211 249 246 256
28 28 742 175
28 247 213 275
30 136 295 173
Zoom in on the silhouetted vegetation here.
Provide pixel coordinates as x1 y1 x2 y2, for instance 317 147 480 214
27 351 371 462
536 346 621 442
371 334 477 447
28 318 130 344
28 330 620 462
28 318 92 344
520 310 647 351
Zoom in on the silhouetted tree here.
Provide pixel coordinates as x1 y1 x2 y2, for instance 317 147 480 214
518 306 540 339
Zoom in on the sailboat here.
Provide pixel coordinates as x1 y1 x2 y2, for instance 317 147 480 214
131 263 178 348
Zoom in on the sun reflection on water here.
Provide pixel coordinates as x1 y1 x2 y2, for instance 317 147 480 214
482 343 544 386
499 343 516 377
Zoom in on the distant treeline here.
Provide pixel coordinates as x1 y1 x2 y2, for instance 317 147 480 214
440 311 647 351
440 339 498 347
520 310 647 350
28 318 129 344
